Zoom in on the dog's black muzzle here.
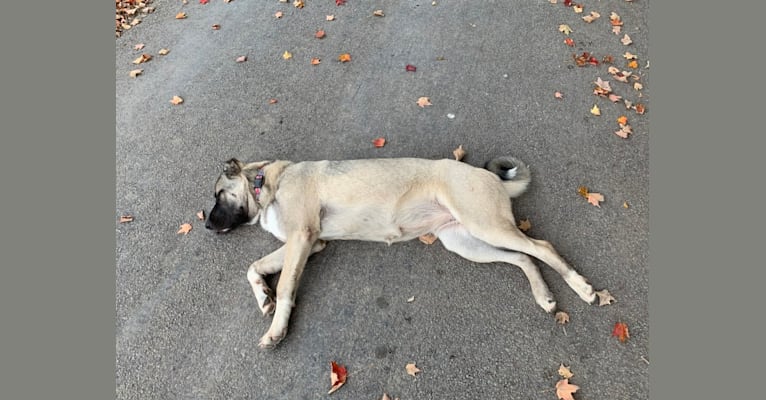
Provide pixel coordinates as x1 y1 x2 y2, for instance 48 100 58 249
205 202 249 233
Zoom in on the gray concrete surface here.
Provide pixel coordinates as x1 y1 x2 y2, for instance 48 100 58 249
116 0 648 399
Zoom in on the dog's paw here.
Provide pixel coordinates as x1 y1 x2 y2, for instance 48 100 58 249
258 329 286 349
566 272 596 304
260 296 276 317
539 297 558 313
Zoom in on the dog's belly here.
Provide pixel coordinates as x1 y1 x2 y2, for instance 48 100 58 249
318 202 455 243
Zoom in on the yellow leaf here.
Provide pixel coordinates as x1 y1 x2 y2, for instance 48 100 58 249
175 12 187 19
577 186 589 198
158 48 170 55
558 24 573 35
338 53 351 62
558 364 574 379
129 69 143 78
282 50 293 60
590 104 601 116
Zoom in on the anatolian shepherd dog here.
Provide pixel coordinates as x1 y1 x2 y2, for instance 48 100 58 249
206 156 596 349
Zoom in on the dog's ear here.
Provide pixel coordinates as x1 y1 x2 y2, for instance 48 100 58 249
241 161 272 180
223 158 244 177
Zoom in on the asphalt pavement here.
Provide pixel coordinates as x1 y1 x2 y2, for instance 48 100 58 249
116 0 649 399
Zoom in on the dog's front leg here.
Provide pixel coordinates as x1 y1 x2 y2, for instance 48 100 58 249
258 227 318 349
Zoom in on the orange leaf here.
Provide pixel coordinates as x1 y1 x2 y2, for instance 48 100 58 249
612 321 630 342
556 379 580 400
119 215 134 223
419 233 437 245
170 95 184 105
315 30 326 39
175 12 187 19
634 103 646 115
587 192 604 207
177 223 192 235
564 37 575 47
416 96 432 107
617 115 628 125
338 53 351 62
405 363 421 377
372 137 386 148
328 361 347 394
627 60 638 69
132 54 152 64
311 57 321 65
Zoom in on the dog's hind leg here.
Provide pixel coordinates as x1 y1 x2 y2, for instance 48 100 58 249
436 224 558 312
463 219 596 304
247 240 327 317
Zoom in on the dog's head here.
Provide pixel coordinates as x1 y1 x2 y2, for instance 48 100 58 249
205 158 266 233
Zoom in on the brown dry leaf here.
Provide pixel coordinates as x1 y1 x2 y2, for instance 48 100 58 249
212 24 221 30
596 289 616 306
373 9 385 17
129 69 143 78
609 11 623 26
196 210 206 221
328 361 347 394
614 125 631 139
275 11 283 18
119 215 134 223
158 48 170 55
269 98 278 104
293 0 304 9
624 99 633 109
134 43 145 50
175 12 187 19
518 219 531 232
416 97 432 108
558 364 574 379
338 53 351 62
311 57 321 65
554 91 564 99
582 11 600 23
635 103 646 115
555 311 570 325
594 77 612 92
621 34 633 45
556 379 580 400
558 24 573 35
326 15 335 21
452 144 466 161
623 52 637 60
587 192 604 207
282 51 293 60
590 104 601 116
577 186 590 198
236 55 247 63
177 223 192 235
419 233 437 245
623 201 629 208
315 30 326 39
170 95 184 105
405 363 421 377
132 54 152 64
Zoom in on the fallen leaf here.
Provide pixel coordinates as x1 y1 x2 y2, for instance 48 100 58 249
196 210 206 221
419 233 437 244
311 57 321 65
578 186 590 198
572 4 583 13
564 37 575 47
607 66 620 75
633 82 643 90
554 91 564 99
406 296 416 303
326 15 335 21
131 18 142 26
612 321 630 342
623 201 630 208
621 34 633 45
200 0 208 4
573 52 590 67
634 103 646 114
609 12 623 26
405 64 417 72
555 311 570 325
119 215 134 223
612 25 622 35
372 137 386 148
590 104 601 116
134 43 145 50
175 12 187 19
587 192 604 207
596 289 616 306
518 219 531 232
336 0 346 5
452 144 466 161
623 51 637 60
582 11 600 23
558 364 574 379
293 0 304 9
158 48 170 55
373 9 385 17
282 51 293 60
212 24 221 30
170 95 184 105
129 69 143 78
236 55 247 63
315 30 326 39
275 11 283 18
177 223 192 235
617 115 628 125
594 77 612 92
338 53 351 62
556 379 580 400
559 24 573 35
381 394 391 400
416 97 432 107
608 94 622 103
328 361 347 394
405 363 421 377
624 99 633 109
269 98 278 104
563 0 572 6
627 60 638 69
132 54 152 64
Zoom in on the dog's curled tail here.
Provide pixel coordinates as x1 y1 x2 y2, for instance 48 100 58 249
485 156 531 198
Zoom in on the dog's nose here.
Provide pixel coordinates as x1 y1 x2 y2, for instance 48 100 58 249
204 219 214 230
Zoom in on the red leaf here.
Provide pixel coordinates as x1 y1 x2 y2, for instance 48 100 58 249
405 64 417 72
372 137 386 148
564 38 575 47
588 56 599 66
200 0 208 4
328 361 347 394
335 0 346 5
612 322 630 342
563 0 573 6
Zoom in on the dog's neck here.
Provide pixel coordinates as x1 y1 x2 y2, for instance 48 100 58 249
252 168 266 200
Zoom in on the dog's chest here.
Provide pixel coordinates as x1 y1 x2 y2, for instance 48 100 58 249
259 205 287 241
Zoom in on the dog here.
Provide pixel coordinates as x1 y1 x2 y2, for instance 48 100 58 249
205 156 596 349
